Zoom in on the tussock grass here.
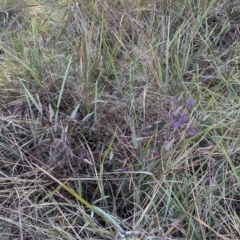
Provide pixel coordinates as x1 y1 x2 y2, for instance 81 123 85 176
1 0 240 239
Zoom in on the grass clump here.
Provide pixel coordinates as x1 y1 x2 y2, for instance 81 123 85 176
0 0 240 239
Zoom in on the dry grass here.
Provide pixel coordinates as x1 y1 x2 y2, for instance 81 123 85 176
1 0 240 239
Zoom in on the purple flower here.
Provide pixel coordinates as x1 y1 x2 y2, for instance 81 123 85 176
172 121 180 129
187 98 195 108
152 149 159 157
179 113 187 123
132 149 138 156
80 152 86 158
189 129 196 136
142 130 150 136
73 113 79 120
139 157 147 163
165 140 170 145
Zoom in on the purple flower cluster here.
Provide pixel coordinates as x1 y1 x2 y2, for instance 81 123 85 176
170 98 196 137
131 97 197 165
